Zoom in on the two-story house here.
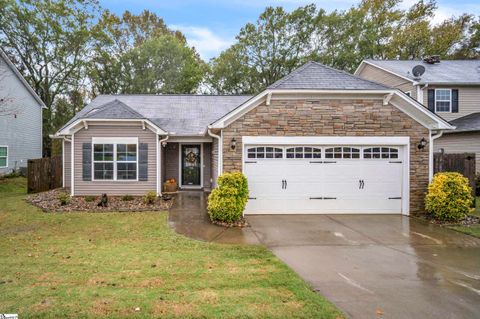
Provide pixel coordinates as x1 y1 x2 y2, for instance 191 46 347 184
355 58 480 173
0 49 45 174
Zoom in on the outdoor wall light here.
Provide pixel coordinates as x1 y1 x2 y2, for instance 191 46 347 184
417 137 428 150
230 138 237 151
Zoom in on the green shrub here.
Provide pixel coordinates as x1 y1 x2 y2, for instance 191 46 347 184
425 172 473 222
84 196 96 202
122 194 134 201
57 192 70 206
208 172 249 223
143 191 157 205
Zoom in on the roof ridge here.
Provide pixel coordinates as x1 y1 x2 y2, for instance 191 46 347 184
89 99 146 119
309 61 390 89
268 61 315 89
97 94 253 97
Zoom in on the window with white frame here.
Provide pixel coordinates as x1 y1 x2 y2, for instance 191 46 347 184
247 147 283 159
325 147 360 159
0 146 7 168
363 147 398 159
286 147 321 159
435 89 451 112
93 139 137 180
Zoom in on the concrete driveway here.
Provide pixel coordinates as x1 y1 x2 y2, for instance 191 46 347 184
247 215 480 319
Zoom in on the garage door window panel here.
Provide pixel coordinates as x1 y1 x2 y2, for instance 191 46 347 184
363 147 398 159
247 146 283 159
325 147 360 159
286 147 321 159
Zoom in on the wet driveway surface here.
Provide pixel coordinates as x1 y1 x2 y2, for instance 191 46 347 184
248 215 480 319
169 192 480 318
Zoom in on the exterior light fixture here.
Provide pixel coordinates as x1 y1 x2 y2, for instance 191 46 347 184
230 138 237 151
417 137 428 150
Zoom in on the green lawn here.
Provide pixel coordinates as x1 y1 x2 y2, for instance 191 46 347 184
0 177 342 319
448 197 480 239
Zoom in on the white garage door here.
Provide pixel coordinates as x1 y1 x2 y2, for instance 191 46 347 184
244 145 404 214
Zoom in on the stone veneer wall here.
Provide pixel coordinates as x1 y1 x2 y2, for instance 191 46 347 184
221 98 430 215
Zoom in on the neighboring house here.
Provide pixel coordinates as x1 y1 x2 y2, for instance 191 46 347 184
0 49 45 174
355 59 480 172
54 62 453 215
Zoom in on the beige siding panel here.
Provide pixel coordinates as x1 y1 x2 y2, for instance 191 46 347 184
358 64 416 99
163 142 179 183
73 124 157 196
423 86 480 121
434 132 480 173
64 141 71 188
203 143 212 189
211 138 218 188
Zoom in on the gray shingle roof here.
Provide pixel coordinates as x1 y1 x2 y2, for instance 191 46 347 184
63 95 252 136
447 112 480 133
364 60 480 84
268 61 389 90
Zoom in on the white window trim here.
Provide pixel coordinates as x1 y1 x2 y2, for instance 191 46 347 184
434 88 452 113
0 145 8 168
91 137 139 182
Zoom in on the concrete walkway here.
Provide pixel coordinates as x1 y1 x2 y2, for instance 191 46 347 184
168 191 259 244
169 193 480 319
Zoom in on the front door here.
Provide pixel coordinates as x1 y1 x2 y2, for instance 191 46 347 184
181 144 201 187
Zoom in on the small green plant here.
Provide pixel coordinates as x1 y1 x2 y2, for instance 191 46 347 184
208 172 249 223
84 196 96 202
143 191 157 205
122 194 134 201
425 172 473 222
57 192 70 206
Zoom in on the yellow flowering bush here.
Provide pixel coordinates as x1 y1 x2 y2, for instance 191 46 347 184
208 172 249 223
425 172 473 222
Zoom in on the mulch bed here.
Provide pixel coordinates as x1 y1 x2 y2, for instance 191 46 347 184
417 213 480 226
211 218 249 228
26 188 174 213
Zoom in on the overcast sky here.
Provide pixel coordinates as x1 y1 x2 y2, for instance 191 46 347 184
101 0 480 61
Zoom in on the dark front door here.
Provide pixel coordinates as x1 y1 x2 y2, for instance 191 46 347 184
181 144 201 186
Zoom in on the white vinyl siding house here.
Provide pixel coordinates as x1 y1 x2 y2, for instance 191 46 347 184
0 50 45 174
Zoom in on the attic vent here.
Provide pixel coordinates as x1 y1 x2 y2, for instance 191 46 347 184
423 55 440 64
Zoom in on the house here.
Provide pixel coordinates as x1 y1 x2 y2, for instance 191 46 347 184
54 62 453 215
0 49 45 174
355 58 480 172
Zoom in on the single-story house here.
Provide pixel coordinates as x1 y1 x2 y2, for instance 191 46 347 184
54 62 453 215
0 49 45 174
355 58 480 172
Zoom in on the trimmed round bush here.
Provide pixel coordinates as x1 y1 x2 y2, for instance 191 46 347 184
425 172 473 222
208 172 249 223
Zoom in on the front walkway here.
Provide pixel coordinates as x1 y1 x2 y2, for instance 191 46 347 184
168 191 259 244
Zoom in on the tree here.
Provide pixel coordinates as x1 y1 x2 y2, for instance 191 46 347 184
208 5 316 94
116 35 205 94
0 0 103 155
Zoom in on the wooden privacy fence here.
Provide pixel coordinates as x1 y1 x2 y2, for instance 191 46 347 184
27 156 62 193
433 152 476 193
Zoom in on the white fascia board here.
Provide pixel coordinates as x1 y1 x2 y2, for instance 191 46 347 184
392 91 454 130
92 137 138 144
354 60 414 84
0 49 46 109
242 136 410 145
58 119 167 135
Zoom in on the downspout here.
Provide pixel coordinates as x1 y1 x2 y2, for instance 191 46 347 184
158 135 169 195
429 130 444 182
208 128 222 185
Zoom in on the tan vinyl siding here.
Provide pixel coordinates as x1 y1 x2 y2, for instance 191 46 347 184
73 124 157 196
163 142 179 183
64 140 71 188
358 64 416 99
434 132 480 173
423 86 480 121
203 142 212 189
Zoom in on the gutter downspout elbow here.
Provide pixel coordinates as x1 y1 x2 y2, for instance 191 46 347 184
208 128 222 184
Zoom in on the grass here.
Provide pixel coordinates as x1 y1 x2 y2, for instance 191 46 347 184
0 177 342 319
448 196 480 238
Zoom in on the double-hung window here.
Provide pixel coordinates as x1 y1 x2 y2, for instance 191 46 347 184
0 146 7 168
92 138 138 181
435 89 451 112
